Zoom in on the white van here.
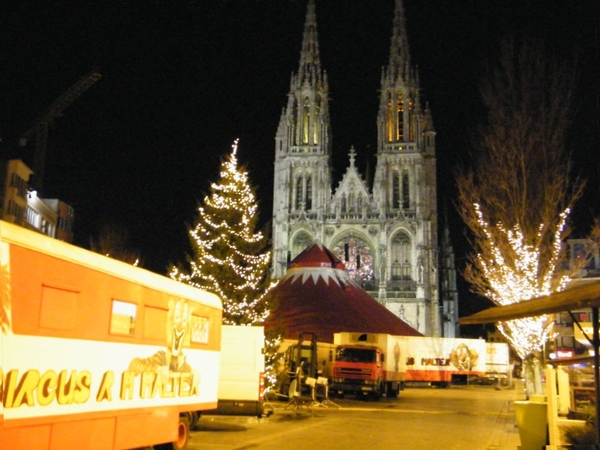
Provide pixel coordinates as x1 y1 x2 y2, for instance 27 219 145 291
207 325 266 417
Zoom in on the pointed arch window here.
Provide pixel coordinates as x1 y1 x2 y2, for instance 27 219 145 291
295 176 303 210
408 97 415 141
292 99 299 146
402 172 410 209
387 97 394 142
292 232 313 260
396 91 405 140
306 175 313 210
294 173 314 211
341 194 347 213
314 101 320 144
392 172 400 209
357 193 363 211
348 191 355 212
391 233 412 281
302 97 310 144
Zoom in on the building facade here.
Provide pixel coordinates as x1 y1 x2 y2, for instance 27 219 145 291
271 0 444 336
0 158 75 243
548 239 600 360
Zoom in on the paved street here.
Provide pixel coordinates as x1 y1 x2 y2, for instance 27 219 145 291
187 383 524 450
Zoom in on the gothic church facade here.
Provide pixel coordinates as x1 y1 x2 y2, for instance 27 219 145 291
272 0 442 336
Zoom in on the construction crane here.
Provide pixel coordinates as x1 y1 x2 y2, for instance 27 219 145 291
19 69 101 192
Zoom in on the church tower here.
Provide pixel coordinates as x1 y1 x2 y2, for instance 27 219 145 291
272 0 443 336
272 0 332 275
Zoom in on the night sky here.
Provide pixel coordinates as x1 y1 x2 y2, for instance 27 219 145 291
2 1 598 316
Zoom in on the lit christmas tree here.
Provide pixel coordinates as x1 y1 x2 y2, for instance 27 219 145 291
170 139 276 326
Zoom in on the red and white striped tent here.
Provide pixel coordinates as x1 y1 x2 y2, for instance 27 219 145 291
263 242 422 343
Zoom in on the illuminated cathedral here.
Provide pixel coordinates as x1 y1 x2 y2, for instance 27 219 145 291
271 0 453 337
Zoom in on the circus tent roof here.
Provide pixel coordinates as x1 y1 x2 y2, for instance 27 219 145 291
263 242 422 343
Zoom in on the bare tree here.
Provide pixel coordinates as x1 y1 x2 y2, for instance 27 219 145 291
90 224 142 267
456 36 585 395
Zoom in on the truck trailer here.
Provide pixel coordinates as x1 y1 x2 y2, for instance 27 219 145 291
0 220 223 449
400 336 487 387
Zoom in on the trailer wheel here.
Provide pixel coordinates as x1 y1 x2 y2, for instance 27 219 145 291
154 415 190 450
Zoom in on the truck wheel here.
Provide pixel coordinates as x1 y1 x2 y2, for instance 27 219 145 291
386 382 398 398
370 382 384 400
173 415 190 449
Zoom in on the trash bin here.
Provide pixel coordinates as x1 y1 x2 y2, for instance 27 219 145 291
515 399 548 450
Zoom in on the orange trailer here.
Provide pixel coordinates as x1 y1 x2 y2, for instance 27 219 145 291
0 220 222 449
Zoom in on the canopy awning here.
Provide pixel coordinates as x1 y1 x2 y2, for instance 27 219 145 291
459 280 600 325
458 279 600 445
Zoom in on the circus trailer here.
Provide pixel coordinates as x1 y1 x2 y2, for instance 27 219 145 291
0 220 223 450
207 325 266 418
331 332 404 400
399 336 487 387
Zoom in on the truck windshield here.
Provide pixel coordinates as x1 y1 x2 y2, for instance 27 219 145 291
335 348 376 363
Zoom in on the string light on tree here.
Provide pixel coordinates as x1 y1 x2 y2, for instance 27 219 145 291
472 204 571 360
170 139 277 326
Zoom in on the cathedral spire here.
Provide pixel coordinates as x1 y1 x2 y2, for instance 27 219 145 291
277 0 330 150
387 0 412 81
298 0 322 84
377 0 424 148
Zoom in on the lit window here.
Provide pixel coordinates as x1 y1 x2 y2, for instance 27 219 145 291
110 300 136 335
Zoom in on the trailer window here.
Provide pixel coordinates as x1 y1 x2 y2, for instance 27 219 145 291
191 315 209 343
110 300 137 336
40 285 78 331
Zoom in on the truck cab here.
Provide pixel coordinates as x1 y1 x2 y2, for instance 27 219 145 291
331 345 387 399
331 332 404 400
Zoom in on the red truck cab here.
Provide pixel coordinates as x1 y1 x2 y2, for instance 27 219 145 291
332 345 389 399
